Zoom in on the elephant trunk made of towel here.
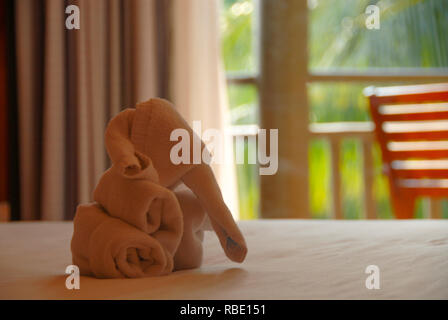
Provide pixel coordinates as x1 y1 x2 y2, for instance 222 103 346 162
103 98 247 264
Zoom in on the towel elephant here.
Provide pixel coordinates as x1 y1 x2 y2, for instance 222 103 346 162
103 98 247 264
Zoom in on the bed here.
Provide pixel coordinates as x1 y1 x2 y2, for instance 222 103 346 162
0 219 447 299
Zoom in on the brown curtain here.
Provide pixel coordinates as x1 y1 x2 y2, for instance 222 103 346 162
15 0 161 220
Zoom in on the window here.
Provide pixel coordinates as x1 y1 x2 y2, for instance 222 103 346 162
221 0 259 219
220 0 448 219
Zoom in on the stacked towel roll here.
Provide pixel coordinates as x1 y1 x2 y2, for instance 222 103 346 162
71 151 207 279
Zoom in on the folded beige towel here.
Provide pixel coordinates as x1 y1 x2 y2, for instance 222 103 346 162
71 203 173 278
105 98 247 263
93 152 183 256
74 148 207 275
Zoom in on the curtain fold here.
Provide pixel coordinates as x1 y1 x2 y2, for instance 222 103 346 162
15 0 44 220
15 0 159 220
41 0 66 220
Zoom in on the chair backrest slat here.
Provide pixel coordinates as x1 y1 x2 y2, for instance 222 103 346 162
365 83 448 218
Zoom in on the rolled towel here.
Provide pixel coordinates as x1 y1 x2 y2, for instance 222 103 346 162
93 151 183 257
71 203 172 278
92 151 208 272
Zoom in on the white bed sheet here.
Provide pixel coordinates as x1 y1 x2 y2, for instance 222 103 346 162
0 220 447 299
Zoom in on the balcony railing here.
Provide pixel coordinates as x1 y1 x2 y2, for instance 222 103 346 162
229 122 445 219
309 121 376 219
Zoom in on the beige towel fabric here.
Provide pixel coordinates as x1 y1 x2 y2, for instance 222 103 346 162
71 204 172 278
71 98 247 279
93 156 183 254
172 185 207 270
104 98 247 263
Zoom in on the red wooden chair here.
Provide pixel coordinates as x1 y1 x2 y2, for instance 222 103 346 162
365 83 448 219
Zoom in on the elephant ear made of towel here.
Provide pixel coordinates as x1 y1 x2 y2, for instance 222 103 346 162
71 98 247 279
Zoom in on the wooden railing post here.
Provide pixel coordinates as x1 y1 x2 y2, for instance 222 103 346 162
330 138 342 219
259 0 309 218
430 199 442 219
362 139 376 219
